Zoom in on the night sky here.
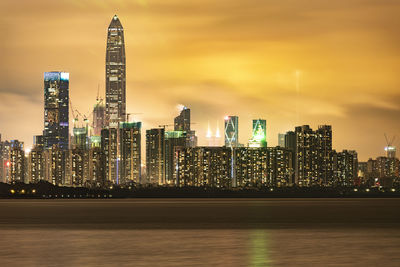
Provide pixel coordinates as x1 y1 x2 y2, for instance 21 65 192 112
1 0 400 160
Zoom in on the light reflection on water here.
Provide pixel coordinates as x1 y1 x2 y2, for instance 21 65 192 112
1 199 400 266
1 228 399 266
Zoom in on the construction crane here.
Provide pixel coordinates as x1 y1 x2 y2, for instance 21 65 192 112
123 112 143 122
96 84 104 105
69 99 80 128
158 124 174 130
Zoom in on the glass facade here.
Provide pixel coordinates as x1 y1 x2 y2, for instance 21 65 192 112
105 15 126 128
224 116 239 148
43 71 69 150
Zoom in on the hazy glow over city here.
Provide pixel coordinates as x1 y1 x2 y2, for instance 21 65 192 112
1 0 400 160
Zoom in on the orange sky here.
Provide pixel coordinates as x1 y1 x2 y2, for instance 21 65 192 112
1 0 400 160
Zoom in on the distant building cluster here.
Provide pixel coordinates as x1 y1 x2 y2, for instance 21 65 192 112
1 15 399 189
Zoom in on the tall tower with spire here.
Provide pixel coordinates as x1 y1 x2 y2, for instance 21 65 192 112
105 15 126 128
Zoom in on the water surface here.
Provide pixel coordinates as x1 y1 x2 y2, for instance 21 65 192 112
0 199 399 266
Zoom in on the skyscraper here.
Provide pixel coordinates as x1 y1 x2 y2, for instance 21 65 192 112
93 98 106 136
248 119 267 148
316 125 333 185
174 107 191 131
146 128 165 185
43 72 69 150
9 140 25 183
164 131 187 184
119 122 142 185
174 106 197 147
101 128 118 184
28 136 44 183
174 146 232 188
333 150 358 186
294 125 333 186
295 125 318 186
0 136 11 183
224 116 239 148
105 15 126 128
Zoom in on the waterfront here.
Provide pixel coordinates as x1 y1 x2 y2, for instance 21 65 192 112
0 199 399 266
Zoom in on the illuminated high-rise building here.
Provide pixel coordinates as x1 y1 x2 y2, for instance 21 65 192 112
333 150 358 186
119 122 142 184
164 131 187 184
43 72 69 150
0 136 11 183
146 128 165 185
28 136 45 183
316 125 333 185
385 146 396 159
234 147 293 187
73 127 88 150
294 125 333 186
70 148 88 186
10 140 25 183
101 128 118 184
93 98 106 136
174 106 197 147
248 119 267 148
43 147 69 186
174 146 232 188
174 107 191 132
234 147 268 187
88 146 103 186
224 116 239 148
294 125 318 186
284 131 296 184
105 15 126 128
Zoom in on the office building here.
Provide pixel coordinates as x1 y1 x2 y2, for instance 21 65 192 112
174 106 197 147
43 72 69 150
105 15 126 128
224 116 239 148
248 119 267 148
174 107 191 132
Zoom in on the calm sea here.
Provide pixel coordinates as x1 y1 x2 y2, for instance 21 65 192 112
0 199 399 266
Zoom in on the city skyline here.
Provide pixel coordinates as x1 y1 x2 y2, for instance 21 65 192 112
1 1 400 161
